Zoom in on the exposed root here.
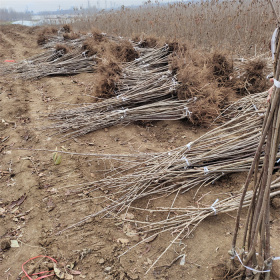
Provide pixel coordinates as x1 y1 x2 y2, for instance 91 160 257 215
37 26 58 46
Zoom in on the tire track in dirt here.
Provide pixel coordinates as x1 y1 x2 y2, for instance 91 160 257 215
0 73 92 279
0 25 58 279
0 25 41 61
0 77 48 278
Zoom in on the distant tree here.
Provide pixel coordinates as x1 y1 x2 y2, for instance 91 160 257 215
0 8 32 22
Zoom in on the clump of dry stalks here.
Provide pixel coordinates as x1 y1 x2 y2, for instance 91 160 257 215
233 57 270 95
38 24 76 45
63 32 80 40
132 34 162 48
95 59 122 97
170 47 231 125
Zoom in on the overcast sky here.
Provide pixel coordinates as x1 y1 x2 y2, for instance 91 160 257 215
0 0 172 12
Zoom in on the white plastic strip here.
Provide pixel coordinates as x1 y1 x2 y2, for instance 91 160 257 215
116 95 127 101
271 28 279 60
252 104 264 117
184 107 192 117
117 109 127 119
210 199 219 215
181 156 190 169
252 104 258 111
204 166 209 174
274 78 280 88
234 251 271 273
169 77 178 92
180 254 186 266
186 142 192 150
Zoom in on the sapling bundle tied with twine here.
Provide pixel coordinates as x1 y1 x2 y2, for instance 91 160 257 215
230 21 280 279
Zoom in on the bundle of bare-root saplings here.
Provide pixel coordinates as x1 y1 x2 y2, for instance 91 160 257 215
47 35 271 138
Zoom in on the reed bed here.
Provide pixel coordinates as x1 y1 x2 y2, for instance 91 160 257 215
70 0 278 56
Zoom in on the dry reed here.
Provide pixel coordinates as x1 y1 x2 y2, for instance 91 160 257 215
67 0 278 56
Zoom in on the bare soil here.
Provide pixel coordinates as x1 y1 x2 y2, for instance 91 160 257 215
1 24 280 280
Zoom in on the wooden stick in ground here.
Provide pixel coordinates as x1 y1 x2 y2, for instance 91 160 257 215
231 27 280 279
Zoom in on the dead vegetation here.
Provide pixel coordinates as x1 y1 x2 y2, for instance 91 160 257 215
37 26 58 45
95 40 139 98
69 0 277 56
63 32 80 40
62 24 72 33
172 49 230 125
233 59 269 95
132 34 161 48
79 30 139 97
94 59 122 98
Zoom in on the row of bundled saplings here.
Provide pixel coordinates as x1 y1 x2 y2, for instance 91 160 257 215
34 24 271 128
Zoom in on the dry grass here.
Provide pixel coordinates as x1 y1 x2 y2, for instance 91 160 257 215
64 0 278 55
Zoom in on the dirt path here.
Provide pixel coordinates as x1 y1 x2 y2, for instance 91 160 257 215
1 24 280 280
